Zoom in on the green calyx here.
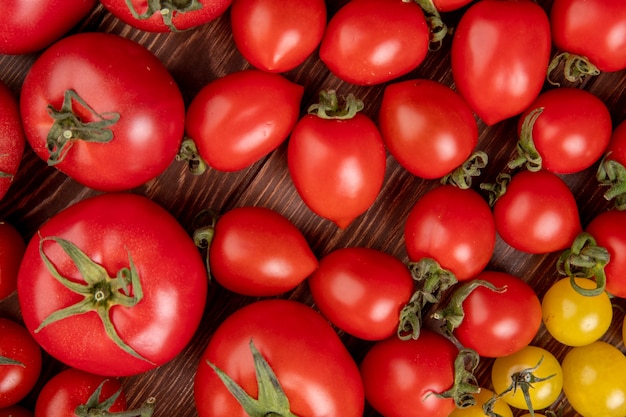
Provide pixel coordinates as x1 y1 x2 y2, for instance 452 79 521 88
125 0 203 32
431 348 481 409
508 107 544 172
547 52 600 86
557 232 609 297
37 235 154 364
441 151 489 189
0 355 24 367
176 138 208 175
597 152 626 210
408 0 451 50
480 173 511 207
308 90 364 120
75 380 156 417
191 209 219 283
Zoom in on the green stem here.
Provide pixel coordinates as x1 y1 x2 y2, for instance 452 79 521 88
557 232 609 296
176 137 208 175
75 380 156 417
597 153 626 210
307 90 364 120
441 151 489 189
434 348 481 408
547 52 600 86
192 209 219 283
125 0 203 31
409 0 450 50
508 107 544 172
479 173 511 207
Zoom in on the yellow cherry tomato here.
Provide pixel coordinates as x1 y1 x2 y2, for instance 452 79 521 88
448 388 513 417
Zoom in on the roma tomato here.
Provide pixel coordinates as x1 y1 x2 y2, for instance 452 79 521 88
585 209 626 297
230 0 326 72
0 222 25 301
0 319 42 408
319 0 429 86
194 299 364 417
0 406 33 417
184 70 303 172
20 32 185 192
308 247 414 341
99 0 232 32
597 119 626 209
17 193 207 376
0 80 24 202
404 185 495 281
448 387 513 417
208 206 318 296
451 0 551 125
378 79 478 180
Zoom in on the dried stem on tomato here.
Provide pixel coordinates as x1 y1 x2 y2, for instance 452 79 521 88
557 232 609 297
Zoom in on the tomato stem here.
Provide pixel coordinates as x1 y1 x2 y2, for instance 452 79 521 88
192 209 219 283
557 232 609 297
75 380 156 416
0 354 24 367
441 151 489 189
597 152 626 210
480 173 511 207
177 137 208 175
432 348 481 408
125 0 203 31
547 52 600 86
408 0 450 50
508 107 544 172
308 90 364 120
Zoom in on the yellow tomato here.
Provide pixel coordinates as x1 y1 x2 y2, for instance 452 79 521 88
447 388 513 417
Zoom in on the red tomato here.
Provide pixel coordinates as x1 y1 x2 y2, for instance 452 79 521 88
209 206 318 296
17 193 207 376
451 0 551 125
433 0 474 12
308 247 414 341
0 319 42 408
514 87 612 174
0 222 25 301
0 406 33 417
404 185 495 281
194 299 364 417
230 0 326 72
319 0 429 86
597 120 626 209
0 0 96 55
99 0 232 32
379 79 478 179
0 80 25 202
184 70 303 172
20 32 185 192
492 170 582 254
34 368 126 417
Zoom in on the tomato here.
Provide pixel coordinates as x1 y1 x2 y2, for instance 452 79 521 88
542 277 612 346
432 0 473 12
194 299 364 417
34 368 126 417
491 170 582 254
491 345 563 412
0 406 33 417
20 32 185 192
319 0 429 86
17 193 207 376
99 0 232 32
308 247 413 341
287 92 386 229
562 341 626 417
585 209 626 297
0 223 25 301
405 185 495 281
447 387 513 417
378 79 478 180
0 319 42 408
597 119 626 210
451 0 551 125
0 80 24 202
184 70 303 172
230 0 326 72
208 206 318 296
513 87 612 174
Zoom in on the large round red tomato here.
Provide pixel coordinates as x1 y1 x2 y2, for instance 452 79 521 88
319 0 429 86
194 299 364 417
20 32 185 192
230 0 326 72
451 0 551 125
0 222 25 301
17 193 207 376
0 80 25 202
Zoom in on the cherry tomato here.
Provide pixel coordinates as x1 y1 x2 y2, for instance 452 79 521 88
0 223 25 301
308 247 414 341
17 193 207 376
378 79 478 180
194 299 364 417
319 0 429 86
448 387 513 417
0 319 42 408
562 341 626 417
208 206 318 296
451 0 551 125
230 0 326 72
20 32 185 192
185 70 303 172
585 209 626 297
0 80 24 202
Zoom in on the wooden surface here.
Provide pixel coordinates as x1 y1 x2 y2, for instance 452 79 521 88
0 1 625 416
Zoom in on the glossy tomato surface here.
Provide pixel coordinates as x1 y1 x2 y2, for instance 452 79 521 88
0 406 33 417
0 222 25 301
0 81 24 202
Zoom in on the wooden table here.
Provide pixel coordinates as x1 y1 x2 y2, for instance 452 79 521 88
0 1 625 416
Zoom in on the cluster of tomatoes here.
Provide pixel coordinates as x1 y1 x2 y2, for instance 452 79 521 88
1 0 626 416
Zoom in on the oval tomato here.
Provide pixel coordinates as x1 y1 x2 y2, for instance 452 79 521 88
194 299 364 417
184 70 303 172
319 0 429 86
451 0 551 125
17 193 207 376
208 206 318 296
378 79 478 180
585 209 626 297
20 32 185 192
0 222 25 301
0 406 33 417
230 0 326 72
0 80 24 202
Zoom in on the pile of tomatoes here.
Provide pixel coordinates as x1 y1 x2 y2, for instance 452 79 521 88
1 0 626 416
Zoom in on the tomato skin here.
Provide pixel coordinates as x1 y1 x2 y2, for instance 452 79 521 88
20 32 185 192
17 193 207 376
432 0 474 12
194 299 364 417
209 206 318 296
451 0 551 125
287 112 386 229
319 0 429 86
34 368 126 417
0 319 42 408
0 406 33 417
404 185 495 281
0 81 25 202
493 170 582 254
360 329 458 417
448 387 513 417
230 0 326 72
186 70 303 172
378 79 478 179
0 223 25 301
585 209 626 297
308 247 413 341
